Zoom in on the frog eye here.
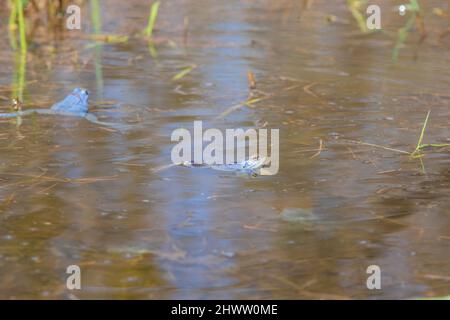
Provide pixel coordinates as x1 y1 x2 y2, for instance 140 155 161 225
84 90 89 96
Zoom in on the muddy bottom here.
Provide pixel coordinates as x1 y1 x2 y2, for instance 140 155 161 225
0 0 449 299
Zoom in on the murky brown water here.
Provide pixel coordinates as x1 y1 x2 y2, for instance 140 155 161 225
0 0 449 299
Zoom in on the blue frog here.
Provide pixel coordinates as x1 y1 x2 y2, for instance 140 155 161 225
0 88 128 131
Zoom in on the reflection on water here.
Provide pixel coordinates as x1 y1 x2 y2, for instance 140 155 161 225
0 0 449 299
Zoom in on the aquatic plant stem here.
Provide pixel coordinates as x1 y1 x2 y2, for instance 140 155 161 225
90 0 104 98
144 1 160 58
414 110 430 149
145 1 160 38
347 0 368 33
392 0 421 61
8 0 18 50
16 0 27 55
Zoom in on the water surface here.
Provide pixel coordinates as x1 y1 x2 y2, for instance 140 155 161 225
0 0 449 299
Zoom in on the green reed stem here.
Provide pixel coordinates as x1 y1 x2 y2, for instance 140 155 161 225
90 0 102 34
90 0 104 97
347 0 368 33
411 110 430 156
145 1 160 38
16 0 27 55
392 0 421 61
8 0 18 50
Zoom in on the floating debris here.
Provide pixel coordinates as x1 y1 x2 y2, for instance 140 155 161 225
172 64 197 81
247 70 257 90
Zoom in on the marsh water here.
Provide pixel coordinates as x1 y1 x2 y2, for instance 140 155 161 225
0 0 449 299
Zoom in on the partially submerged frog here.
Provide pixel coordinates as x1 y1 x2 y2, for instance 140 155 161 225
181 156 268 176
0 88 128 131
